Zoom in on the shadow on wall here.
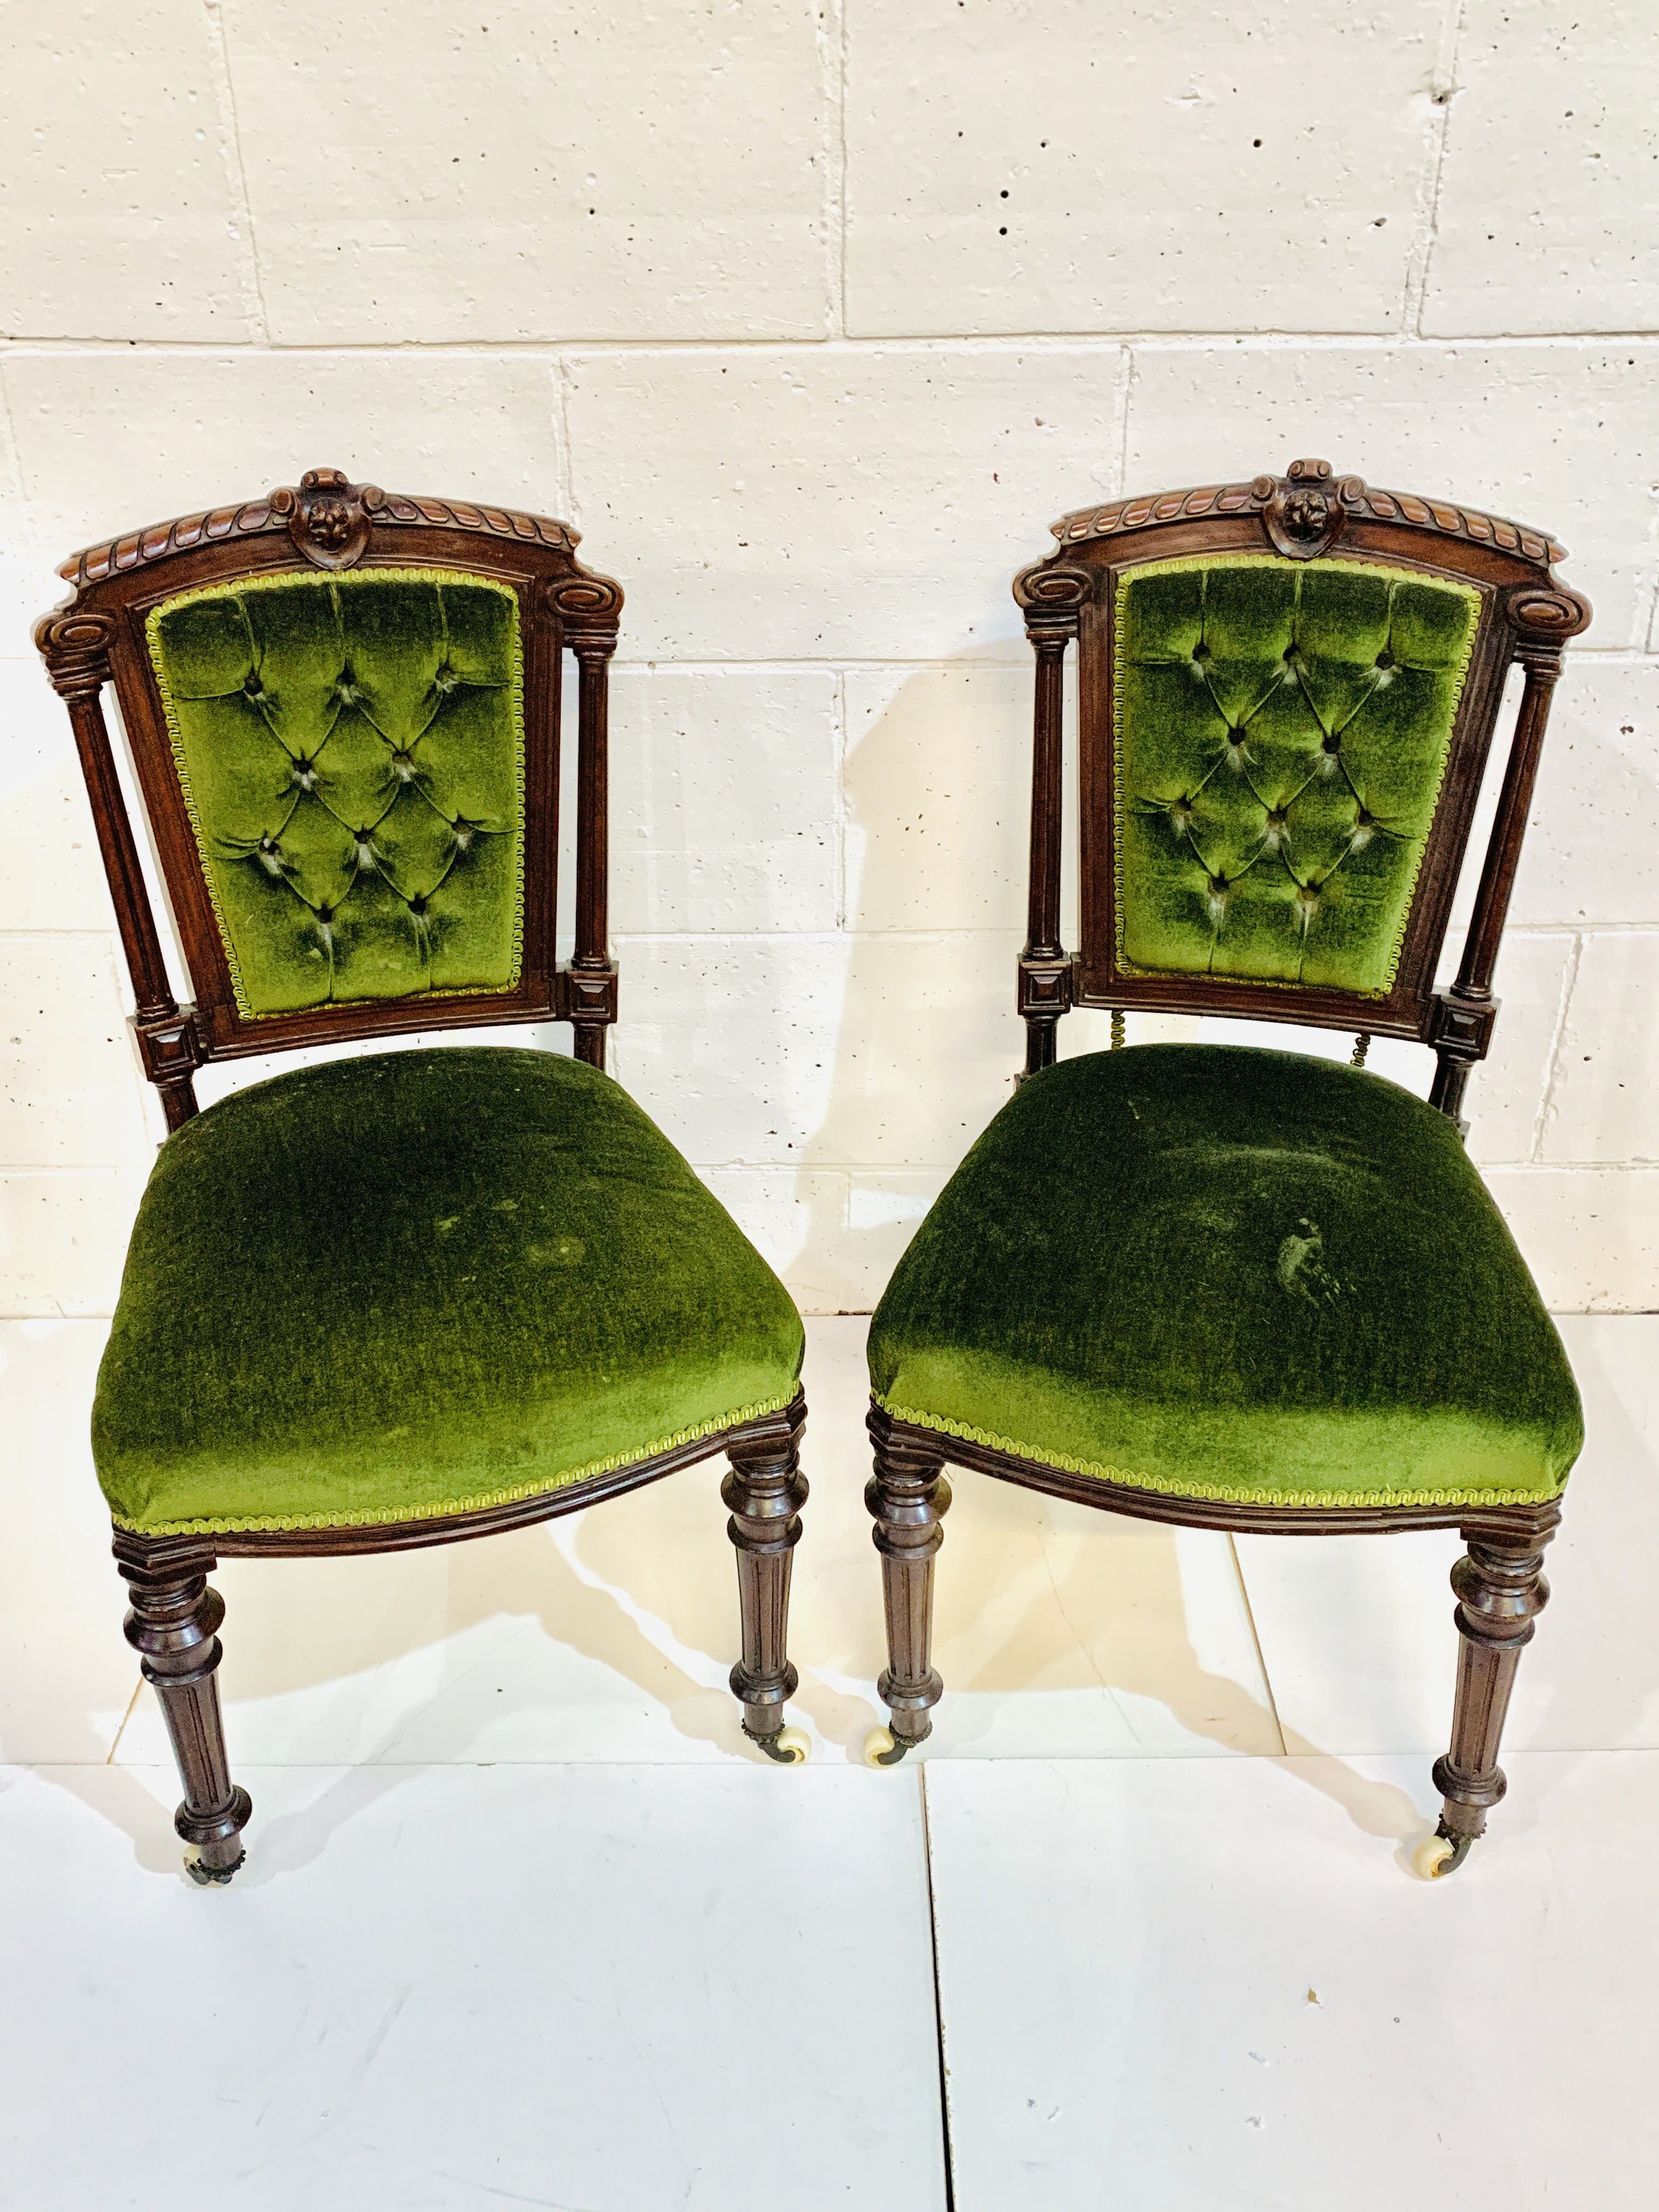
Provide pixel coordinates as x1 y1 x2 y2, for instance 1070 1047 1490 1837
794 651 1046 1313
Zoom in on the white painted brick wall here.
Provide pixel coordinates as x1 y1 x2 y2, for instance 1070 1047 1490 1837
2 1 1655 1314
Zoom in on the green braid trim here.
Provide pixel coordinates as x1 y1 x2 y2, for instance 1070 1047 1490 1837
111 1393 796 1537
871 1396 1565 1513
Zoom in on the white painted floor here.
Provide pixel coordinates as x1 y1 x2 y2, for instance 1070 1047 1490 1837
1 1313 1654 2207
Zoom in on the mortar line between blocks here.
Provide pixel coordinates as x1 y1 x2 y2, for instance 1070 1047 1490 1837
1401 0 1468 336
0 357 47 587
552 354 578 524
828 0 849 341
833 665 850 930
8 331 1659 356
604 648 1654 671
1115 343 1135 492
1532 931 1587 1163
917 1765 958 2212
202 0 271 343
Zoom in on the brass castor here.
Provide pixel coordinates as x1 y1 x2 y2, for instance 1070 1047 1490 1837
749 1724 810 1765
184 1846 245 1887
862 1725 915 1769
1414 1827 1475 1880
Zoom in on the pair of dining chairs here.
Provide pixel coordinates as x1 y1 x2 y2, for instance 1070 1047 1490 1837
33 456 1588 1887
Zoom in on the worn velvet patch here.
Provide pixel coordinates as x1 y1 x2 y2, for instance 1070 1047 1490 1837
147 569 524 1018
868 1045 1580 1509
95 1047 804 1534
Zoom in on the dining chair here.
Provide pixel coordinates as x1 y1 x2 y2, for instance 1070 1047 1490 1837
34 466 811 1882
861 457 1589 1877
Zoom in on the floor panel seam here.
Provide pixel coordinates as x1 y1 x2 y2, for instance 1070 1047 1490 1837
918 1764 958 2212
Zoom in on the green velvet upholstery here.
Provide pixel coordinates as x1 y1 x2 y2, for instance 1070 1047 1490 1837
869 1046 1580 1510
147 570 524 1018
1115 557 1479 994
94 1047 804 1536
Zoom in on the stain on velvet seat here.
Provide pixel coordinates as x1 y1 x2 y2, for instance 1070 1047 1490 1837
868 1045 1581 1511
94 1047 804 1536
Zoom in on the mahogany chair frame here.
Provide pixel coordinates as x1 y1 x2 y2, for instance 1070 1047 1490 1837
36 467 809 1882
866 458 1590 1875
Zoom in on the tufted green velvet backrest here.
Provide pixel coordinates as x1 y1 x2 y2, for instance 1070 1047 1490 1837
1113 556 1479 996
146 568 523 1018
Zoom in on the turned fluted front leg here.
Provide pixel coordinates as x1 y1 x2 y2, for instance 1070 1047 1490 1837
116 1541 252 1883
723 1396 809 1752
1431 1523 1556 1865
866 1405 952 1753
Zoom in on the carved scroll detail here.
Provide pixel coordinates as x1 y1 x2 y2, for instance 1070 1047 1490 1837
58 471 580 586
1049 463 1566 568
1506 584 1593 647
33 609 116 695
546 571 625 634
1013 560 1092 635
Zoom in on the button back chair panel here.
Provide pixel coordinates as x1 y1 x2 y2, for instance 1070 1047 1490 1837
1113 557 1479 996
146 569 524 1018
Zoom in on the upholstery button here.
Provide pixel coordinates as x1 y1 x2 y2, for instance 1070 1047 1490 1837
351 827 378 872
390 747 418 782
1375 649 1395 669
242 671 263 698
1191 641 1210 663
408 893 428 916
289 756 319 789
452 816 476 850
433 662 460 695
1322 732 1340 754
1282 643 1300 664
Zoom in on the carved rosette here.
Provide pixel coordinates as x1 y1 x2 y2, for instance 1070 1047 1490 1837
268 467 384 571
1252 457 1356 561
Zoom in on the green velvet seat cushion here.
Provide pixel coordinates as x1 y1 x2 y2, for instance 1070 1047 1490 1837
869 1046 1580 1510
95 1047 804 1536
1114 557 1479 994
147 569 525 1019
